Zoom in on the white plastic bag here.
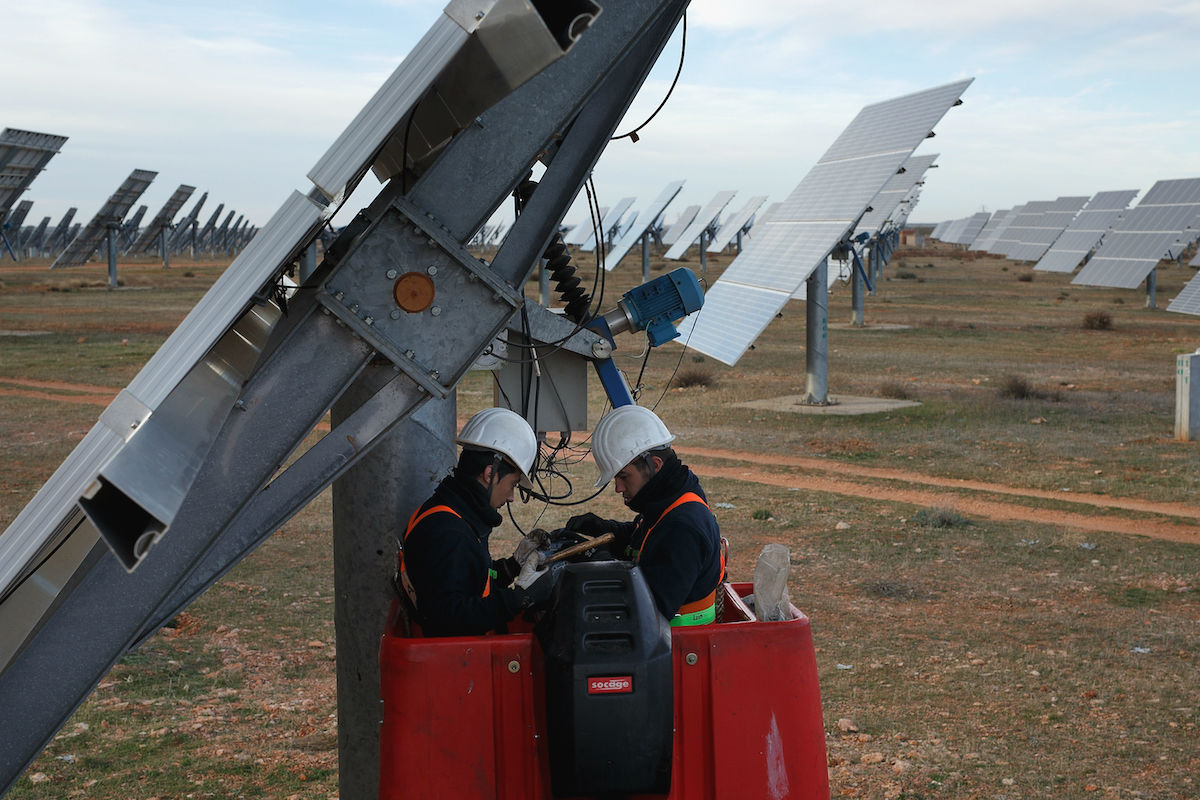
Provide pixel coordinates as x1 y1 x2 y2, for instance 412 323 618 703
753 543 791 621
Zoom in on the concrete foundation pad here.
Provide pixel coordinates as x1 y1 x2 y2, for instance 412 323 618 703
734 394 921 416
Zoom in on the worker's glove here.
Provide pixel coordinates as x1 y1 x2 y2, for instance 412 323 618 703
512 562 563 611
512 529 550 565
493 556 521 587
564 512 613 536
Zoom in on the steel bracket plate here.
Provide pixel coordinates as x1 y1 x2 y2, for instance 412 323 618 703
319 197 521 397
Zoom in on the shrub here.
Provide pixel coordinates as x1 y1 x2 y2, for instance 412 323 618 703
751 509 772 521
896 271 918 280
998 373 1035 400
673 368 714 389
912 507 970 529
997 374 1063 402
879 381 913 400
1083 311 1113 331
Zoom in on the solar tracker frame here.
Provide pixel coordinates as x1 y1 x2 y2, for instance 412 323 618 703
660 203 699 245
663 189 736 259
52 169 158 268
580 195 634 251
0 128 68 218
130 184 197 254
857 153 937 237
1167 272 1200 314
954 211 993 247
1073 178 1200 288
683 77 973 364
1034 190 1138 272
1004 196 1088 262
707 194 767 252
601 179 683 270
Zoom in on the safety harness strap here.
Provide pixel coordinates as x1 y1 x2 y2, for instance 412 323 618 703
635 492 724 626
398 505 492 609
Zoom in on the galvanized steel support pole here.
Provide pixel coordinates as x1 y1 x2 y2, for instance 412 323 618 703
1146 269 1157 309
699 229 707 272
641 230 651 282
869 242 879 296
106 226 119 290
160 227 171 270
332 368 456 800
805 258 829 404
851 257 864 327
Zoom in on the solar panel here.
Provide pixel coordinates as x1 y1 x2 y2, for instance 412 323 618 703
0 129 68 218
968 209 1006 250
683 78 972 364
707 195 767 252
858 153 937 237
990 200 1056 256
579 196 634 251
563 205 606 245
1073 178 1200 288
129 184 196 254
955 211 993 246
1167 270 1200 315
1003 196 1089 261
169 192 208 251
673 281 791 363
663 190 736 259
975 205 1025 252
1034 190 1138 272
660 204 700 245
1192 250 1200 268
601 179 683 270
52 169 158 268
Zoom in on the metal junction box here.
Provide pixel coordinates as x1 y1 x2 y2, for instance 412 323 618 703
1176 350 1200 441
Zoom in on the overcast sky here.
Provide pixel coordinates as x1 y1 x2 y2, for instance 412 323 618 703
5 0 1200 236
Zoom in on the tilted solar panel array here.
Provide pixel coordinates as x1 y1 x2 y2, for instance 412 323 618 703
708 195 768 252
1033 190 1138 272
600 179 683 270
973 206 1022 252
663 189 736 259
52 169 158 267
1073 178 1200 289
677 78 972 365
1004 195 1089 262
864 152 936 235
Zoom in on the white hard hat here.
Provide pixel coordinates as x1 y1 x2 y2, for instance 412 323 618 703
591 405 675 488
456 408 538 487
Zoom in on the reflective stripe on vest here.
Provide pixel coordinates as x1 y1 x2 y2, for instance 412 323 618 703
399 505 491 608
635 492 723 626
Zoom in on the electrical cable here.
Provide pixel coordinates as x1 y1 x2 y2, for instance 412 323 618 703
610 14 687 143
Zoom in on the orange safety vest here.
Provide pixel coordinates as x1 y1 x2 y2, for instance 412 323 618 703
398 505 491 610
635 492 726 625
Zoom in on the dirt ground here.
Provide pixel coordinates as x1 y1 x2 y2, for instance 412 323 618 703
3 375 1194 546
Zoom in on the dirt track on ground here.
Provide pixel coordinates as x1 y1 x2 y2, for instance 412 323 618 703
4 378 1195 545
678 446 1199 545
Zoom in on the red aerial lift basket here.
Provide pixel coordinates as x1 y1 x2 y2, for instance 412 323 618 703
379 582 829 800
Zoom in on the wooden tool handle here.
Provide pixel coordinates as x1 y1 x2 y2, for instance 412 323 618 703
543 532 615 565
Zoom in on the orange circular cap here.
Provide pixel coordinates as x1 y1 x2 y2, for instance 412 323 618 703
393 272 435 313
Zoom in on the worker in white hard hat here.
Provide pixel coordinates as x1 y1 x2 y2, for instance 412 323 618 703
397 408 557 637
567 405 725 626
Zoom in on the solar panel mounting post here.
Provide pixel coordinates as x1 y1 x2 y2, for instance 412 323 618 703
105 224 119 289
642 229 651 282
1146 269 1157 309
805 258 830 404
